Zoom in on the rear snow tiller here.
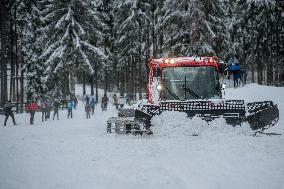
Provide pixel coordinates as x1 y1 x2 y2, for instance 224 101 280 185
107 56 279 135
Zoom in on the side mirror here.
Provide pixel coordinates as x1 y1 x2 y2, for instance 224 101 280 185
221 83 226 89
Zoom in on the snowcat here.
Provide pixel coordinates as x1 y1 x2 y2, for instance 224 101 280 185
107 56 279 135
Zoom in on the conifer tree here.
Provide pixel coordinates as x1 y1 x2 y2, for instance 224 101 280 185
16 1 46 98
40 0 107 94
161 0 225 56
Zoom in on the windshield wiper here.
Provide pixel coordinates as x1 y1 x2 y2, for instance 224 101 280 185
182 85 202 99
164 85 180 100
162 74 180 100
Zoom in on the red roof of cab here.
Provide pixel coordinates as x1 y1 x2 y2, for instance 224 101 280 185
148 57 218 69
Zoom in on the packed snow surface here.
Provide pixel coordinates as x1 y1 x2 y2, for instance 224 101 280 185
1 84 284 189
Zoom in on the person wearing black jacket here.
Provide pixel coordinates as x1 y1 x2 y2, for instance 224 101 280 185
53 98 61 120
3 101 16 126
101 94 109 111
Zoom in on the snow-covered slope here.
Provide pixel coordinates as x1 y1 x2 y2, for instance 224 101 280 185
0 84 283 189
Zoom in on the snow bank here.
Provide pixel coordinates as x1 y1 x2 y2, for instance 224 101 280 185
152 111 254 138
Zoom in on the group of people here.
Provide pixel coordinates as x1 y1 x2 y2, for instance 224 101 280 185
2 95 79 126
112 94 125 109
227 63 247 88
25 95 79 125
99 93 127 111
84 95 97 119
3 93 127 126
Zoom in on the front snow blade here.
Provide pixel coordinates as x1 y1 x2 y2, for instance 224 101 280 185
246 101 279 130
135 100 280 131
135 100 247 127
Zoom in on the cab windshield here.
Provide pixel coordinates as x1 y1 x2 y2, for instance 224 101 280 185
161 66 221 100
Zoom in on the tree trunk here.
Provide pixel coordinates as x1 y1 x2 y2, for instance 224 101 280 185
69 66 75 95
126 62 130 98
117 70 120 94
251 64 255 83
15 9 19 111
152 1 156 57
133 56 137 100
95 61 98 102
138 56 142 100
90 74 94 95
83 71 86 95
9 6 15 102
104 67 107 95
1 0 8 106
20 55 24 113
120 68 125 96
280 69 284 86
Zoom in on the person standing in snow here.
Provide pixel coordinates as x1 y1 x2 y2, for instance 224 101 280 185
230 63 241 88
101 94 109 111
85 95 90 104
85 102 91 119
67 99 74 119
53 98 61 120
112 94 118 109
26 100 37 125
90 98 96 115
39 97 48 122
46 100 52 119
73 95 78 109
118 95 125 108
3 100 16 126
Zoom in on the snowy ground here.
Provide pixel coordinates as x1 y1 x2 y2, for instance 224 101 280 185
1 84 284 189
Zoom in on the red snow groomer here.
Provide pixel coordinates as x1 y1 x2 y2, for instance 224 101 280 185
107 56 279 135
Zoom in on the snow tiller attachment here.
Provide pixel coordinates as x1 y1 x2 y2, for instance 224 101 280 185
107 56 279 135
134 100 279 131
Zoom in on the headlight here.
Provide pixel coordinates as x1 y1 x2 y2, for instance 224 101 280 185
157 85 162 90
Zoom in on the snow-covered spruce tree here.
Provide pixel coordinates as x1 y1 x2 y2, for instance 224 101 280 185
17 1 47 99
111 0 152 97
113 0 151 56
40 0 106 94
154 0 166 56
160 0 226 56
221 0 239 62
230 0 284 84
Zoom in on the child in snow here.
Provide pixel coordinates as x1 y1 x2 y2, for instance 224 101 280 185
90 98 96 115
67 99 74 119
85 102 91 119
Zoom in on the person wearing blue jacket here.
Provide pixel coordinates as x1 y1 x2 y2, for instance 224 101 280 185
67 99 74 119
90 98 96 115
230 63 241 87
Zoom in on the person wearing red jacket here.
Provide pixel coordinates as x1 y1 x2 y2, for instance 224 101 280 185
26 100 38 125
